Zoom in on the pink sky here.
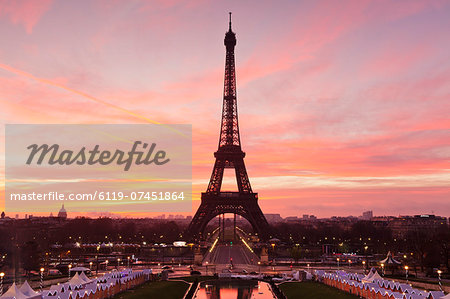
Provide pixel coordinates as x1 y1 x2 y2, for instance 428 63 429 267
0 0 449 218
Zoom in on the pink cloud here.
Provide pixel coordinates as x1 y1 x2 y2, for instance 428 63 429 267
0 0 52 34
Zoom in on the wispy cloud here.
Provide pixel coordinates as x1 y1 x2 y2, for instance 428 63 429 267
0 0 52 33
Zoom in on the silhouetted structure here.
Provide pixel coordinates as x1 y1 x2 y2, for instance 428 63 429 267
58 204 67 219
187 13 270 240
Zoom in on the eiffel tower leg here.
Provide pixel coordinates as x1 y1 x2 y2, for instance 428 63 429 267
234 158 252 193
246 203 271 240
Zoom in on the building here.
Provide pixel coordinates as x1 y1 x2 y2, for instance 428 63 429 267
372 214 447 237
58 204 67 219
285 216 300 222
361 211 373 220
265 214 283 223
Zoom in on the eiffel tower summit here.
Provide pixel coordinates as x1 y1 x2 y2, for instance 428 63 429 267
187 13 271 241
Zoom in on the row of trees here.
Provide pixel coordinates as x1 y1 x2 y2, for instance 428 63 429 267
271 221 449 274
0 218 448 275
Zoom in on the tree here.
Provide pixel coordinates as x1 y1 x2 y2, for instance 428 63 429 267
290 245 302 264
21 240 41 275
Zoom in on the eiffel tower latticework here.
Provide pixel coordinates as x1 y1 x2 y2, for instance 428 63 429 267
187 13 270 240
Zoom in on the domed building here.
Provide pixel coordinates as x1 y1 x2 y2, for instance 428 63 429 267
58 204 67 219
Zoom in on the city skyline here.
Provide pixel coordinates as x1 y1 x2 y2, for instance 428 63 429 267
1 0 450 218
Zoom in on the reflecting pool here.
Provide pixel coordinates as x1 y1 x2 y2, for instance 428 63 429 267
195 280 275 299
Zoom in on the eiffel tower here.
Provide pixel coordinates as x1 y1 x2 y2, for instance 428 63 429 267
187 13 270 240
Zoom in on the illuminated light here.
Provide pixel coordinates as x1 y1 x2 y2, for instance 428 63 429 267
240 237 254 253
209 238 219 253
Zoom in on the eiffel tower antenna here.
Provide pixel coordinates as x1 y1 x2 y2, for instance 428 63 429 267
229 12 232 31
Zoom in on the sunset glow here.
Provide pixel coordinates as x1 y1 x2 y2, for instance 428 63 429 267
1 0 449 217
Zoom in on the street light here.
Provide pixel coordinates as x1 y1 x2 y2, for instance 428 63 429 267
105 260 109 271
258 261 261 275
404 265 409 283
117 258 121 270
362 261 366 273
96 245 100 276
337 258 340 270
381 263 385 276
89 262 93 270
0 272 5 296
68 264 72 279
437 270 442 291
127 256 130 269
348 259 352 269
40 268 44 292
205 261 208 275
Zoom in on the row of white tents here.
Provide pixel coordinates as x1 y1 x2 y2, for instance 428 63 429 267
315 268 447 299
0 281 41 299
0 268 153 299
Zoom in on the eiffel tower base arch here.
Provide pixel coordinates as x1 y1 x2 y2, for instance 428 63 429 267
187 192 271 241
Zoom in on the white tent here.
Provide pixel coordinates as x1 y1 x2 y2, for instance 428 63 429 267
370 271 383 281
19 281 40 298
68 272 87 286
380 251 401 265
361 270 383 283
0 282 28 299
49 284 66 293
79 271 91 283
427 291 444 298
361 271 374 282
